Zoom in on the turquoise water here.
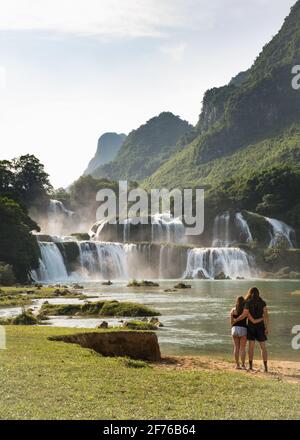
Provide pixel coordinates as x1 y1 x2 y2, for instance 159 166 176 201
88 279 300 361
1 279 300 361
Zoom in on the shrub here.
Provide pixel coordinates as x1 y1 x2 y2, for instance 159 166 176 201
0 263 16 286
12 311 38 325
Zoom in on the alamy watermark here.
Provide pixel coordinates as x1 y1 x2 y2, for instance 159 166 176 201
291 65 300 90
291 325 300 350
96 181 204 235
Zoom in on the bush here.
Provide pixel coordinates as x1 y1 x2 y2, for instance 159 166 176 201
0 263 16 286
12 311 38 325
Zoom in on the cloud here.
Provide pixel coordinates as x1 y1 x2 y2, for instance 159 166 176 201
160 43 186 61
0 0 191 38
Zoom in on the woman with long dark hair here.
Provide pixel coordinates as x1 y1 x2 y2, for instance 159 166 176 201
234 287 269 372
230 296 248 369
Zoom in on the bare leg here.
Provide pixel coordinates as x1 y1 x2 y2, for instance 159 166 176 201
240 336 247 368
248 341 255 370
232 336 240 368
259 341 268 372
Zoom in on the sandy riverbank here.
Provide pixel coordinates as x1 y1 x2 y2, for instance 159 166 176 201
154 356 300 384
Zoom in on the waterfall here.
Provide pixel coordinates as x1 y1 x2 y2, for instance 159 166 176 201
31 242 70 283
265 217 296 248
91 213 186 244
212 212 230 247
32 240 129 282
212 212 253 246
235 213 253 243
183 247 257 279
31 239 257 283
48 199 74 218
95 242 128 279
151 213 186 244
46 199 75 236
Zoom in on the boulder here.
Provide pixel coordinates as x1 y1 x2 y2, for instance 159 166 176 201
174 282 192 289
49 331 161 362
214 272 231 280
98 321 109 329
195 270 209 280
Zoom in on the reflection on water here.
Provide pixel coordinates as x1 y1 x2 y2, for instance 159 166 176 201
1 280 300 360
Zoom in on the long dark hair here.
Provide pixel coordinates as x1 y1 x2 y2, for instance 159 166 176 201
245 287 262 308
235 296 245 316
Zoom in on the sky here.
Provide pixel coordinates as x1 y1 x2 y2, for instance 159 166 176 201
0 0 297 188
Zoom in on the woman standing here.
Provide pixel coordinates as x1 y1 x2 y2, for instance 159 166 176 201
230 296 248 369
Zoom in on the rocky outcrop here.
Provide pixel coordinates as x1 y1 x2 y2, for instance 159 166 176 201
49 331 161 361
92 112 193 182
84 132 126 176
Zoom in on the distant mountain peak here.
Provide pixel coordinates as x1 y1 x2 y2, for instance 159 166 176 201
91 112 192 182
84 132 126 176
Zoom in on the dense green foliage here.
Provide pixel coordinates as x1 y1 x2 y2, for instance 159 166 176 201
92 112 192 182
0 154 53 282
0 263 16 286
144 3 300 236
0 155 52 210
0 197 40 282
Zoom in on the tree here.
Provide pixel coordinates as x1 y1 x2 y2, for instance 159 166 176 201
12 155 52 209
0 197 40 282
0 160 15 198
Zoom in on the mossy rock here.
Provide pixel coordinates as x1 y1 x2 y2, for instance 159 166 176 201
40 300 160 318
174 282 192 289
57 242 80 264
123 320 158 331
242 211 272 247
127 280 159 287
12 312 38 325
214 272 231 280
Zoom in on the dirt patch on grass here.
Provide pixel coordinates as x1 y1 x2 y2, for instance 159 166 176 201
154 356 300 384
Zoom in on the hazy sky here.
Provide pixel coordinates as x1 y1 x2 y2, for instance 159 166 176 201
0 0 296 188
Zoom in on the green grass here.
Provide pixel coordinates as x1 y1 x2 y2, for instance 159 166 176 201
40 300 160 317
0 326 299 420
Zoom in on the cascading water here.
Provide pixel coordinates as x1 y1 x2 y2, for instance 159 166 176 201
48 199 74 218
32 240 129 282
46 199 75 236
212 212 231 247
212 212 253 247
90 213 186 244
265 217 296 248
151 213 186 244
183 248 257 280
94 242 128 279
235 213 253 243
32 239 189 282
31 242 70 283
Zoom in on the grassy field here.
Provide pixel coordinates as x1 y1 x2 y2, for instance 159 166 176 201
0 326 299 420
